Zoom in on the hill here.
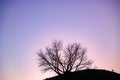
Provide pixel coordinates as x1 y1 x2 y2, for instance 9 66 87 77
45 69 120 80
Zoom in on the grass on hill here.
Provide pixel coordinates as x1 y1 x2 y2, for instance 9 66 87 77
45 69 120 80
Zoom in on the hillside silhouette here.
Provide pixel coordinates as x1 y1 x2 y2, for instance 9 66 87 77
45 69 120 80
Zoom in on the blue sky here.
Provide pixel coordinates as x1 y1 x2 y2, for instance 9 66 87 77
0 0 120 80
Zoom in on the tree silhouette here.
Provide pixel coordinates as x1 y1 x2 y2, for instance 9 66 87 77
37 40 93 75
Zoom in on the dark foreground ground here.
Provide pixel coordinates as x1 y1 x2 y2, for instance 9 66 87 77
45 69 120 80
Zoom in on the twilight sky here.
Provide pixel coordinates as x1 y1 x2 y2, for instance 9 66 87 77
0 0 120 80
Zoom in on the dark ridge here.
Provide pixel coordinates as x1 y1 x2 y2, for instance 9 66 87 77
44 69 120 80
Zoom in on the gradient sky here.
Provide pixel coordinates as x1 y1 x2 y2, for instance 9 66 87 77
0 0 120 80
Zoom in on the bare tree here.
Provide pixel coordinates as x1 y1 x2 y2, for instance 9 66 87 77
37 40 93 75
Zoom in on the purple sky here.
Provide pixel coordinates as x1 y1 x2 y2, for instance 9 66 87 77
1 0 120 80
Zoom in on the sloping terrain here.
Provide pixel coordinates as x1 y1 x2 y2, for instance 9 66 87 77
45 69 120 80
